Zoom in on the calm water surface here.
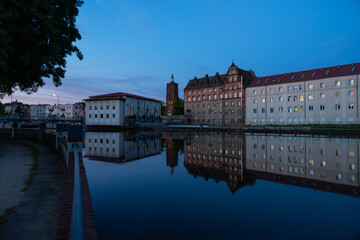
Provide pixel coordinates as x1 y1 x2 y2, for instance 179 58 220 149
83 132 360 240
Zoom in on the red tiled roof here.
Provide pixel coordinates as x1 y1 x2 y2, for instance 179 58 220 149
84 92 161 102
247 63 360 88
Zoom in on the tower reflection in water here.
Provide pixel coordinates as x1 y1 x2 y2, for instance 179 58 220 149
84 131 359 197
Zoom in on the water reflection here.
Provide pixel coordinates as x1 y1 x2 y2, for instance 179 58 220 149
83 131 360 240
85 131 161 163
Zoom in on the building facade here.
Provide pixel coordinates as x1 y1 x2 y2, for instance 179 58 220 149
166 74 179 115
246 63 360 125
184 63 254 125
45 103 83 119
30 104 50 118
84 92 161 126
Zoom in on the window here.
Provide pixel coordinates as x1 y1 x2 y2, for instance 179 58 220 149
299 95 304 102
335 81 340 87
279 97 283 102
89 106 92 110
288 107 292 113
320 105 325 110
320 83 324 88
279 107 283 112
320 93 325 99
348 91 354 97
89 114 91 118
293 96 298 101
335 92 340 98
253 90 257 95
261 98 265 103
270 97 274 102
299 106 303 112
253 99 257 103
294 106 298 112
309 84 313 90
270 108 274 113
348 79 354 86
279 87 283 92
287 86 291 92
349 151 355 157
309 159 314 165
293 86 298 92
349 104 354 109
253 109 257 113
261 108 265 113
261 89 265 94
288 96 292 102
309 94 313 100
299 85 303 91
335 104 341 110
309 106 313 111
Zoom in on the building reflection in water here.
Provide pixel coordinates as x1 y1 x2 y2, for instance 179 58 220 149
85 131 360 197
246 135 360 197
85 132 161 163
183 132 255 193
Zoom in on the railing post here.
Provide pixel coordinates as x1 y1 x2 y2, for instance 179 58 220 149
55 123 65 152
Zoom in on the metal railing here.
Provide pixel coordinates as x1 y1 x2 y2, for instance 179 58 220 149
70 143 84 240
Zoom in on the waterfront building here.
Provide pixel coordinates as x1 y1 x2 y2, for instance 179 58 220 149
85 132 161 162
166 74 179 115
245 135 360 196
30 104 50 118
184 63 254 125
45 103 83 119
246 63 360 125
84 92 161 126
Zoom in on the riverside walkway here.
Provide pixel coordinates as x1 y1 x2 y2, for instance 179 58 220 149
0 140 65 240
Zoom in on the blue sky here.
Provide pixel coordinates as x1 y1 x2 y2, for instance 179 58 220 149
3 0 360 105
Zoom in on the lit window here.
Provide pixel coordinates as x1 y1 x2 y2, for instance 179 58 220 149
299 106 303 112
299 95 304 101
294 106 298 112
335 92 340 98
349 164 355 170
320 93 325 99
349 151 355 157
349 104 354 109
270 97 274 102
348 91 354 97
348 79 354 86
309 84 313 90
309 159 314 165
335 81 340 87
279 97 283 102
309 94 313 100
261 98 265 103
336 173 342 180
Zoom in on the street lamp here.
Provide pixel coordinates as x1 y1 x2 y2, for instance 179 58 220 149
53 94 59 118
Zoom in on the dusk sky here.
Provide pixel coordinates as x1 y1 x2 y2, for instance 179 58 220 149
3 0 360 105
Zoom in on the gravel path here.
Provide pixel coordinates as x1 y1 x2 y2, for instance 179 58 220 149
0 140 33 216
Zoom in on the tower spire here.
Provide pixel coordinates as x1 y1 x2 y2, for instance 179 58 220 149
171 74 174 82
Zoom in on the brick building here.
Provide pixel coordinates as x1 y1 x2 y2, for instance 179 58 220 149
184 63 254 125
166 74 179 115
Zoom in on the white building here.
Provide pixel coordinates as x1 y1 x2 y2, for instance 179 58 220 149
246 63 360 125
84 92 161 126
30 104 50 119
45 103 83 119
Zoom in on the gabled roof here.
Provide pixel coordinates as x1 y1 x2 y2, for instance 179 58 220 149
247 63 360 88
84 92 161 102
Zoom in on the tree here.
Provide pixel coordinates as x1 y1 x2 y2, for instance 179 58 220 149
0 0 84 98
172 98 184 115
160 101 166 115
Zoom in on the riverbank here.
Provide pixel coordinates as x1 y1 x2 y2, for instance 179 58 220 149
0 140 65 240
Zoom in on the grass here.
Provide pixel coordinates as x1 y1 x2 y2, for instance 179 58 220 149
21 146 39 192
0 206 15 232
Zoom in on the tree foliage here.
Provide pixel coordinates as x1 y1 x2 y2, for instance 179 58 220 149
0 0 83 98
172 98 184 115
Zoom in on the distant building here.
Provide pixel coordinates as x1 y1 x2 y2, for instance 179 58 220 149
45 103 83 119
30 104 50 118
184 63 254 125
166 74 179 115
246 63 360 125
84 92 161 126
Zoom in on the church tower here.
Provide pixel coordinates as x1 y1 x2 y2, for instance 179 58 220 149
166 74 179 115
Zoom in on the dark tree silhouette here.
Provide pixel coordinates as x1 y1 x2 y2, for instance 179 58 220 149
0 0 84 98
